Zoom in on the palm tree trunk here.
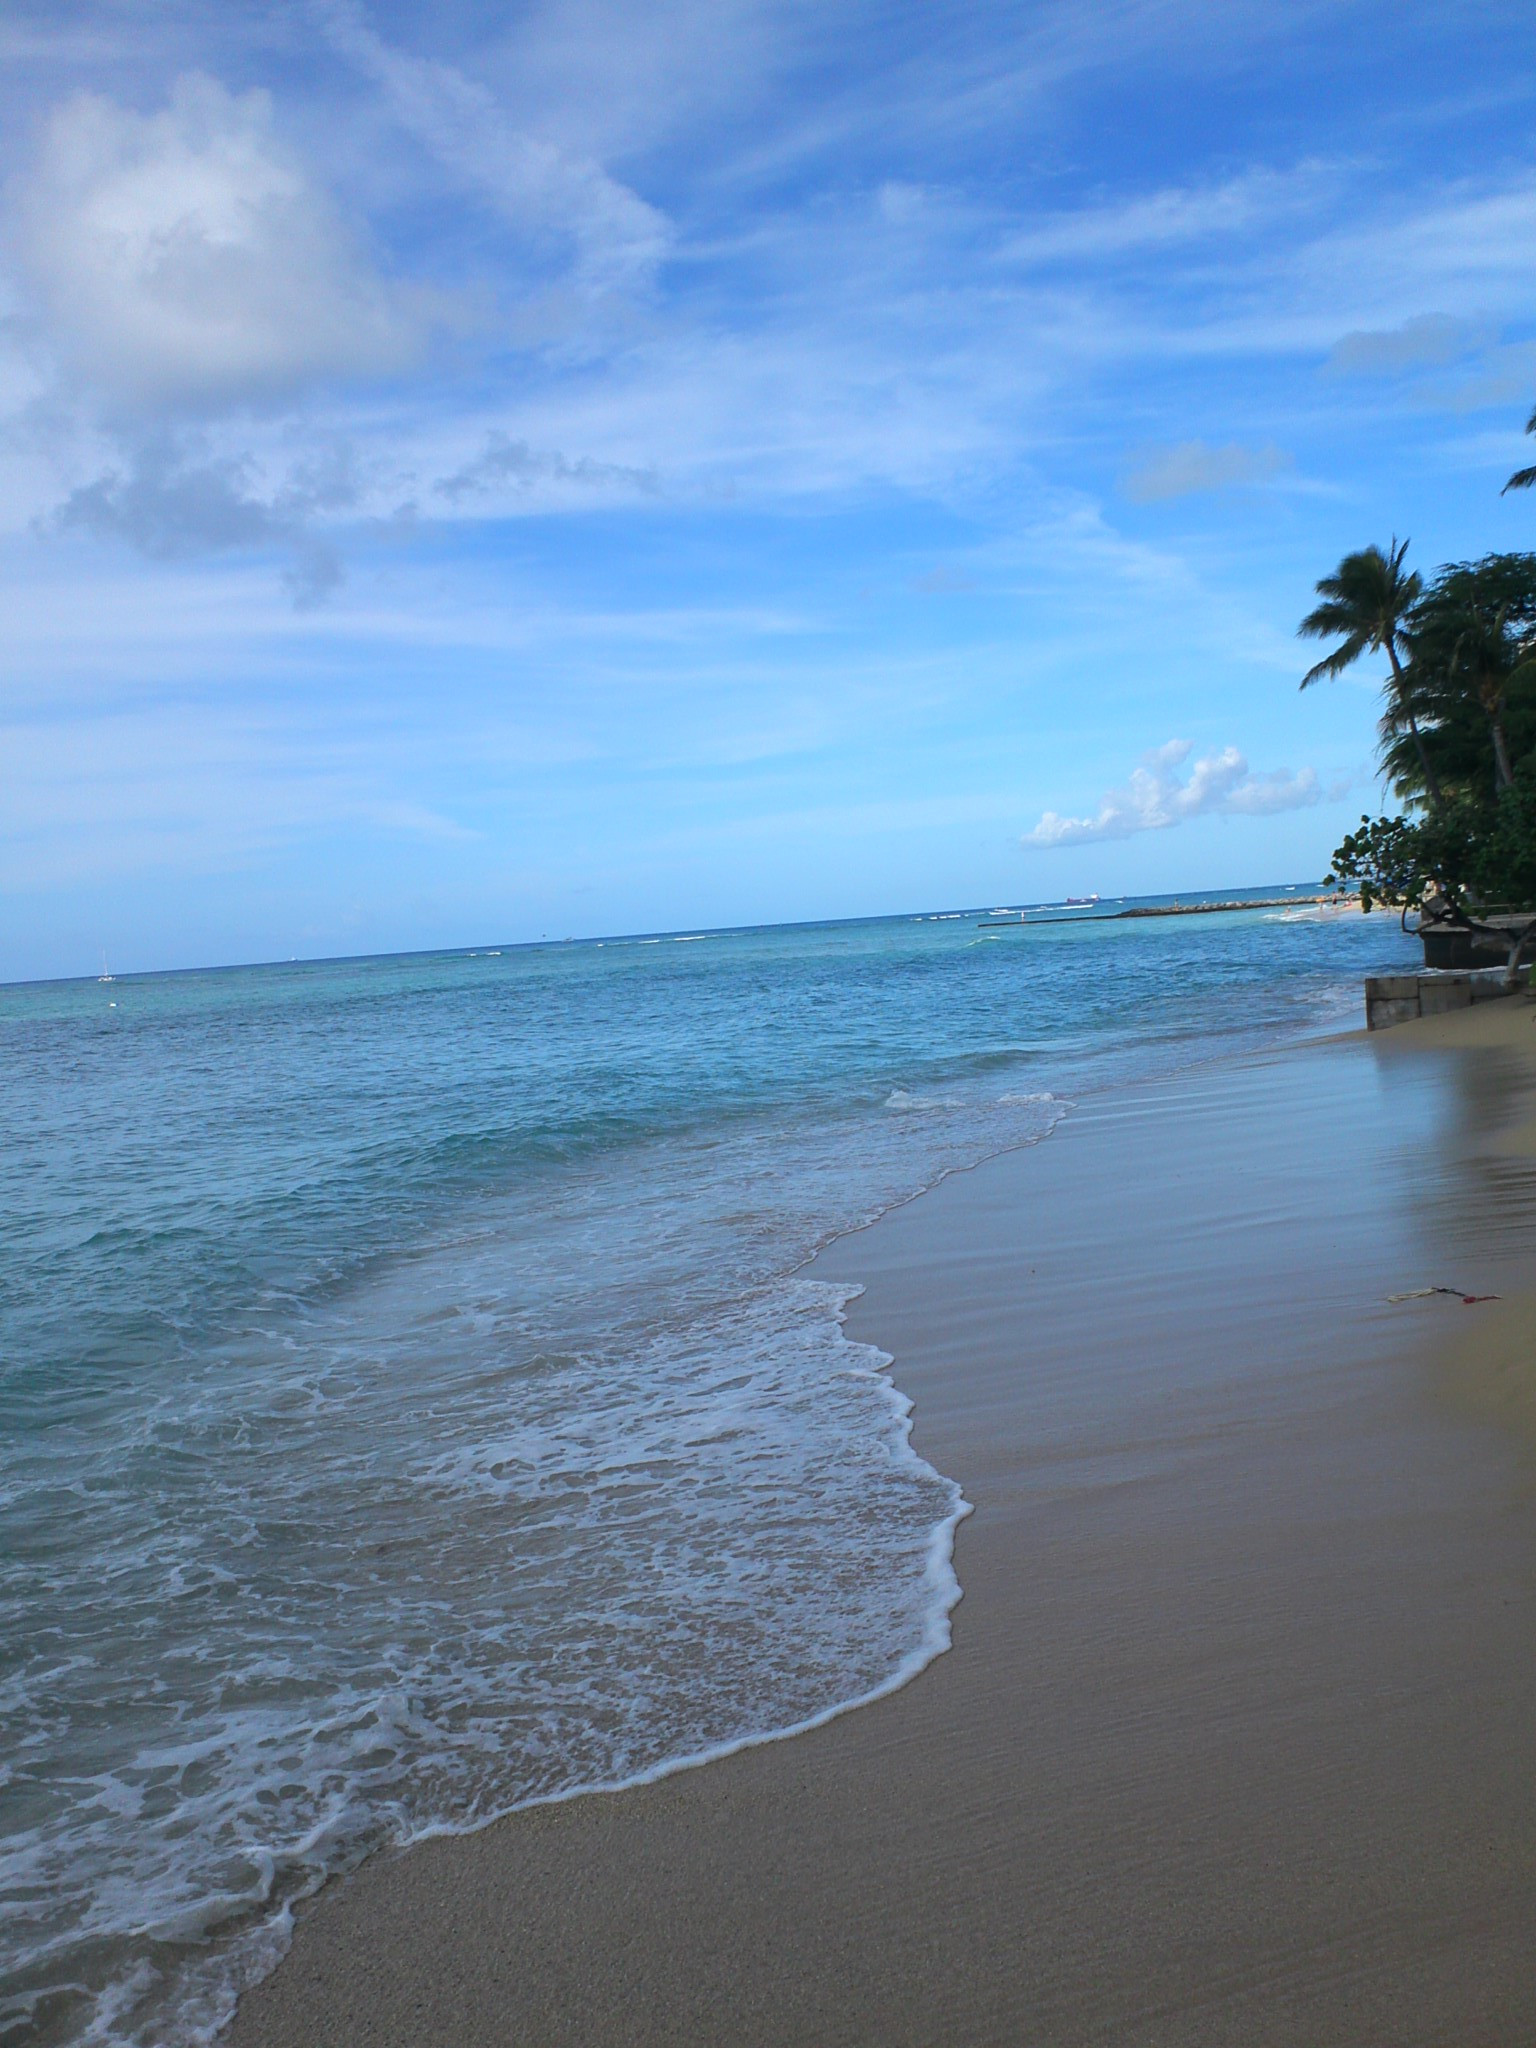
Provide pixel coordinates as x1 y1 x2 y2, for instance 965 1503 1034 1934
1475 675 1517 792
1385 641 1443 812
1493 716 1515 791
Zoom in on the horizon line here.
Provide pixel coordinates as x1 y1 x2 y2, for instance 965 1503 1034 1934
1 879 1331 993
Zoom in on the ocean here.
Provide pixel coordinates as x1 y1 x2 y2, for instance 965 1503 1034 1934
0 891 1419 2047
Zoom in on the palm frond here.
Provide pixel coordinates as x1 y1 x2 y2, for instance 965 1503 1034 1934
1298 600 1357 640
1300 632 1368 688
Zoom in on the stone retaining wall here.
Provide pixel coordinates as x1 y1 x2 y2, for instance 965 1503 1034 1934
1364 972 1514 1031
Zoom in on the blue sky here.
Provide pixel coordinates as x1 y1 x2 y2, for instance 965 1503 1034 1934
4 0 1536 978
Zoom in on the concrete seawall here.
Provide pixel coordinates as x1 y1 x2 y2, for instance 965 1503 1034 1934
1365 972 1514 1031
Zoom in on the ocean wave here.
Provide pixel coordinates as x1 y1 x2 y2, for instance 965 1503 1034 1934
885 1088 964 1111
0 1272 967 2048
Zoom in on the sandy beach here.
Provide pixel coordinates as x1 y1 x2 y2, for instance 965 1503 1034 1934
226 997 1536 2047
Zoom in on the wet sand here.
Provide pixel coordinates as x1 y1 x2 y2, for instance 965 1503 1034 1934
227 1000 1536 2046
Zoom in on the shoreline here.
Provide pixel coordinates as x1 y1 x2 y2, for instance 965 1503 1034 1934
975 891 1358 926
227 999 1536 2046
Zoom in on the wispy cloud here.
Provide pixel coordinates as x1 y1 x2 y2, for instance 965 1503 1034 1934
1023 740 1324 847
312 0 671 292
998 163 1329 268
1293 174 1536 332
1121 441 1291 502
1325 312 1484 375
0 694 481 894
435 431 657 504
907 564 977 594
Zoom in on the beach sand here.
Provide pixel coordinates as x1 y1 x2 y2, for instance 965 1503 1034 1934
226 999 1536 2046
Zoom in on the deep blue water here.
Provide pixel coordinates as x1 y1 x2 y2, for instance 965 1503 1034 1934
0 891 1419 2046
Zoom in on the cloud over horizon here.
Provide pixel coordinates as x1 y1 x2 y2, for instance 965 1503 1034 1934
1023 741 1326 849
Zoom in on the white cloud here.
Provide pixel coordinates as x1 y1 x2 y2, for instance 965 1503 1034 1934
1023 739 1322 847
9 72 422 409
1121 440 1291 502
313 0 671 292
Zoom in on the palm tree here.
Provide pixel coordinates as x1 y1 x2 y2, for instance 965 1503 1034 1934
1503 405 1536 493
1408 556 1536 798
1452 622 1516 791
1298 539 1442 811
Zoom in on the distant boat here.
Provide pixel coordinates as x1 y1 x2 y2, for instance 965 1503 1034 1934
98 953 114 983
1065 895 1100 906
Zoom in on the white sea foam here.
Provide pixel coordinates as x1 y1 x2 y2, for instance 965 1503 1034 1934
9 1064 1073 2039
5 1071 1072 2048
3 1265 973 2048
885 1088 964 1111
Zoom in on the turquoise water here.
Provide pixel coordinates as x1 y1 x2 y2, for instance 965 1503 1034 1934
0 893 1418 2045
